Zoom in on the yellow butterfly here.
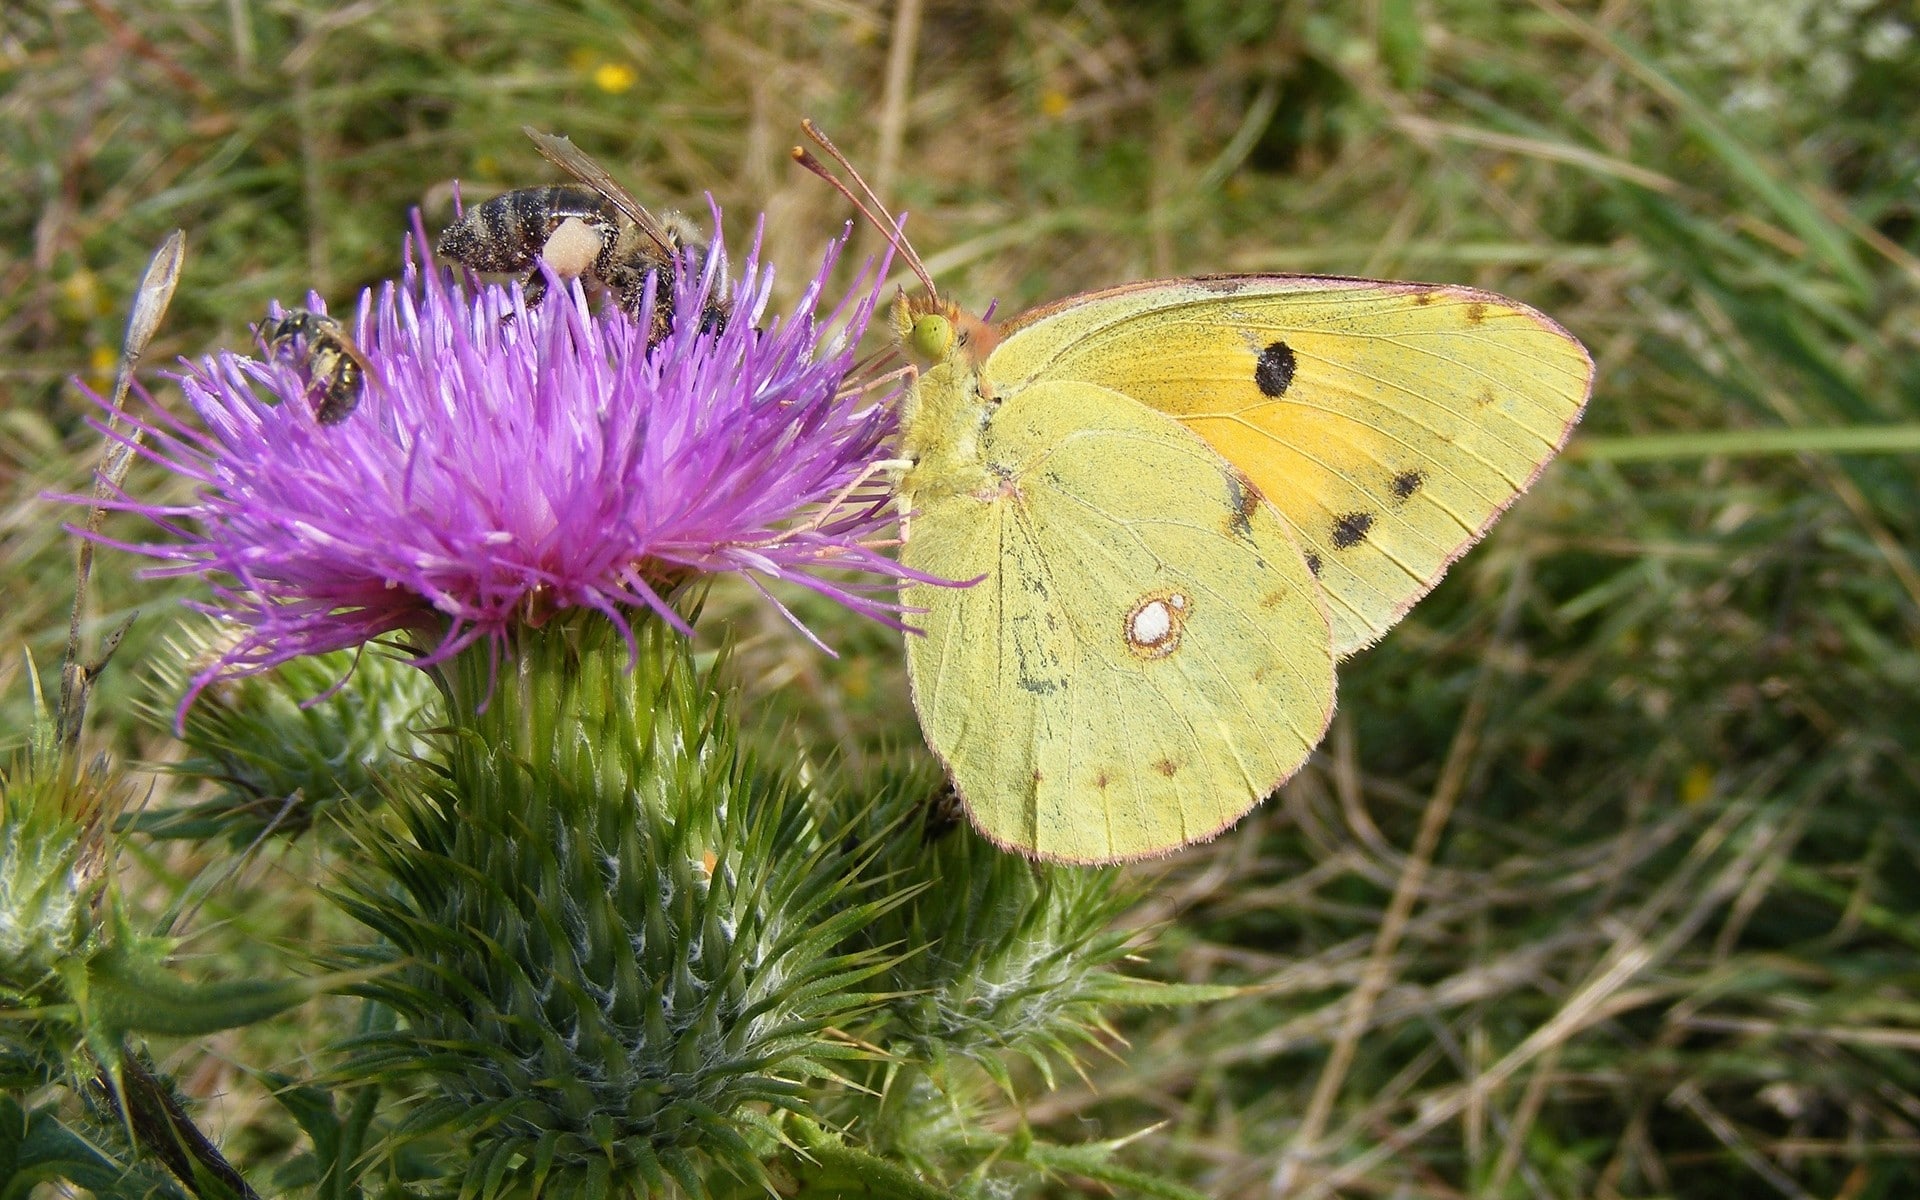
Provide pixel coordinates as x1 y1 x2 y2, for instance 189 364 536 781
801 128 1594 864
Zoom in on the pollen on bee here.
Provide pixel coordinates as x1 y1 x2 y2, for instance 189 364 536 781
541 217 607 278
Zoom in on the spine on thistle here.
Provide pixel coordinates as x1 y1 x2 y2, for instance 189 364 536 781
331 612 902 1196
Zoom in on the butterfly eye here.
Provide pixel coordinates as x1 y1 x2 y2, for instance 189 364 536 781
908 313 955 360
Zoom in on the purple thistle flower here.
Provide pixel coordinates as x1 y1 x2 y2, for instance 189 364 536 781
78 211 918 711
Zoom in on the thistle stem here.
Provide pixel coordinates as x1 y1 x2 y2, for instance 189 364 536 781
105 1055 260 1200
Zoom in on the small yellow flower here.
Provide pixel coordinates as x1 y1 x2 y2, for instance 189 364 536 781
1039 87 1070 119
594 62 637 94
1680 763 1715 806
839 660 870 702
61 268 107 320
87 344 118 390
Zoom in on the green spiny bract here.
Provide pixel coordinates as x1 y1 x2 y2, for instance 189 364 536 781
3 719 313 1101
133 624 439 843
759 770 1156 1194
0 777 96 989
330 613 901 1197
851 778 1143 1083
1 753 109 1097
0 1092 190 1200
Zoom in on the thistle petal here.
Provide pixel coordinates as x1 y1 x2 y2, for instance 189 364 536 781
66 211 922 716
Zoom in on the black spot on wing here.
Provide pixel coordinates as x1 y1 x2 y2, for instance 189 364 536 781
1391 470 1425 501
1330 511 1374 550
1304 551 1322 577
1254 341 1297 398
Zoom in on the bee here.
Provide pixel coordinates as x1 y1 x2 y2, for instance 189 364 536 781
435 127 728 344
258 308 368 425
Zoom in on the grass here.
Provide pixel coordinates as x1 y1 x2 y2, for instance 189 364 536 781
4 0 1918 1196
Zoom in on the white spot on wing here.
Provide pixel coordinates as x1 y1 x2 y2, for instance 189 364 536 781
1124 590 1190 660
1131 601 1171 644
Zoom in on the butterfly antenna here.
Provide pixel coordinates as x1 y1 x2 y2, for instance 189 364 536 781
793 119 936 298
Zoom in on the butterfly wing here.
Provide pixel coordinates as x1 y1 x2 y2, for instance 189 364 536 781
900 373 1334 862
981 277 1593 656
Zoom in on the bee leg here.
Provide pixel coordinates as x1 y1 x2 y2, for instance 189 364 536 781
521 270 550 311
633 274 679 346
497 270 549 325
607 273 665 345
596 250 639 318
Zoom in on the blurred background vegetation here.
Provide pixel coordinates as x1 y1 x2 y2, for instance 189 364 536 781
4 0 1917 1195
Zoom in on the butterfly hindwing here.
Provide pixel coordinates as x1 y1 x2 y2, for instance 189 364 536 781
981 277 1594 656
901 376 1334 863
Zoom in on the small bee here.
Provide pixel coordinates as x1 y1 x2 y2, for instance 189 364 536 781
435 127 728 344
258 308 367 425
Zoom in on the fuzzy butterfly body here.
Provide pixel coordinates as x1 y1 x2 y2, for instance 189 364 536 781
893 275 1593 864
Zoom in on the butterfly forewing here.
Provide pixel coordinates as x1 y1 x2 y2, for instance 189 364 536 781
984 278 1593 656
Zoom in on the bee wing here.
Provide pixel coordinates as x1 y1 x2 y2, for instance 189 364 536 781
523 127 678 256
331 324 374 376
297 311 371 372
